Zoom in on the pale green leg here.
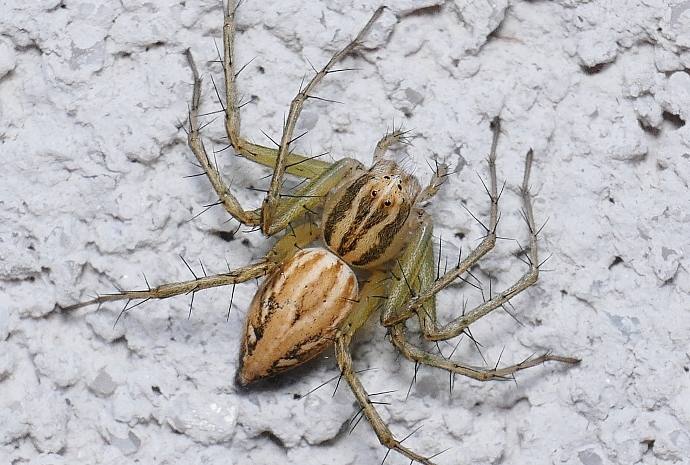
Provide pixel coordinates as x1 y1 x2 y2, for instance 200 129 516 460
380 121 579 380
212 0 386 235
335 269 437 465
186 47 332 229
186 0 383 233
62 222 320 312
220 1 332 180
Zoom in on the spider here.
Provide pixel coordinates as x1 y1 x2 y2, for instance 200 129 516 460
64 2 579 464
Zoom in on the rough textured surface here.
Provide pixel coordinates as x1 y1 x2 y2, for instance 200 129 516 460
2 0 689 464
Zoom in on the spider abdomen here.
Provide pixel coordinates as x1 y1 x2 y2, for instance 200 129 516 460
237 248 358 385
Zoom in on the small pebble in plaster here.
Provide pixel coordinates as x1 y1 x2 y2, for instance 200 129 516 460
111 430 142 455
576 33 617 70
88 369 118 397
578 448 604 465
0 39 16 78
166 393 238 445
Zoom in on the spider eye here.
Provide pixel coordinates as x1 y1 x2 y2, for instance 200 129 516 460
371 190 378 197
384 200 392 206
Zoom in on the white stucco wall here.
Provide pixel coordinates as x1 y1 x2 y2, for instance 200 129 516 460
2 1 689 464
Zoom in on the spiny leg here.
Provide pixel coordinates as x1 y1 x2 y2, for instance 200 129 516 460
335 332 438 465
401 117 500 322
187 52 363 235
388 228 577 381
388 323 578 381
222 0 240 153
268 158 364 235
383 144 578 378
62 258 277 312
62 222 320 312
331 273 440 465
387 244 579 380
379 214 438 334
221 0 331 180
188 2 386 233
381 117 501 328
376 217 549 381
410 149 566 342
260 6 386 234
186 48 261 227
185 0 353 230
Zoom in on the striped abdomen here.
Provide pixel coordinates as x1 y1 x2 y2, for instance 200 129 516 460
237 248 358 385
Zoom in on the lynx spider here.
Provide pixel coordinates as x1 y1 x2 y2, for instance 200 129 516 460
65 2 579 464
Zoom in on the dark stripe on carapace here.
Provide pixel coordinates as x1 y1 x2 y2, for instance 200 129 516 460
335 194 383 256
323 174 370 245
353 201 411 266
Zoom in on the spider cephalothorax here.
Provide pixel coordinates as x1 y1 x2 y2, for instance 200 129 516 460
323 159 422 268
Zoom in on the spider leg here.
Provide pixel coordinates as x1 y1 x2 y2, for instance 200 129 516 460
268 158 364 234
186 1 384 235
186 48 261 227
184 0 346 230
380 212 435 327
412 149 552 341
380 118 501 328
187 47 362 234
220 1 332 180
188 48 363 233
62 258 277 312
259 6 386 235
381 121 578 379
335 333 438 465
394 117 501 323
62 222 318 312
335 273 439 465
388 323 578 381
